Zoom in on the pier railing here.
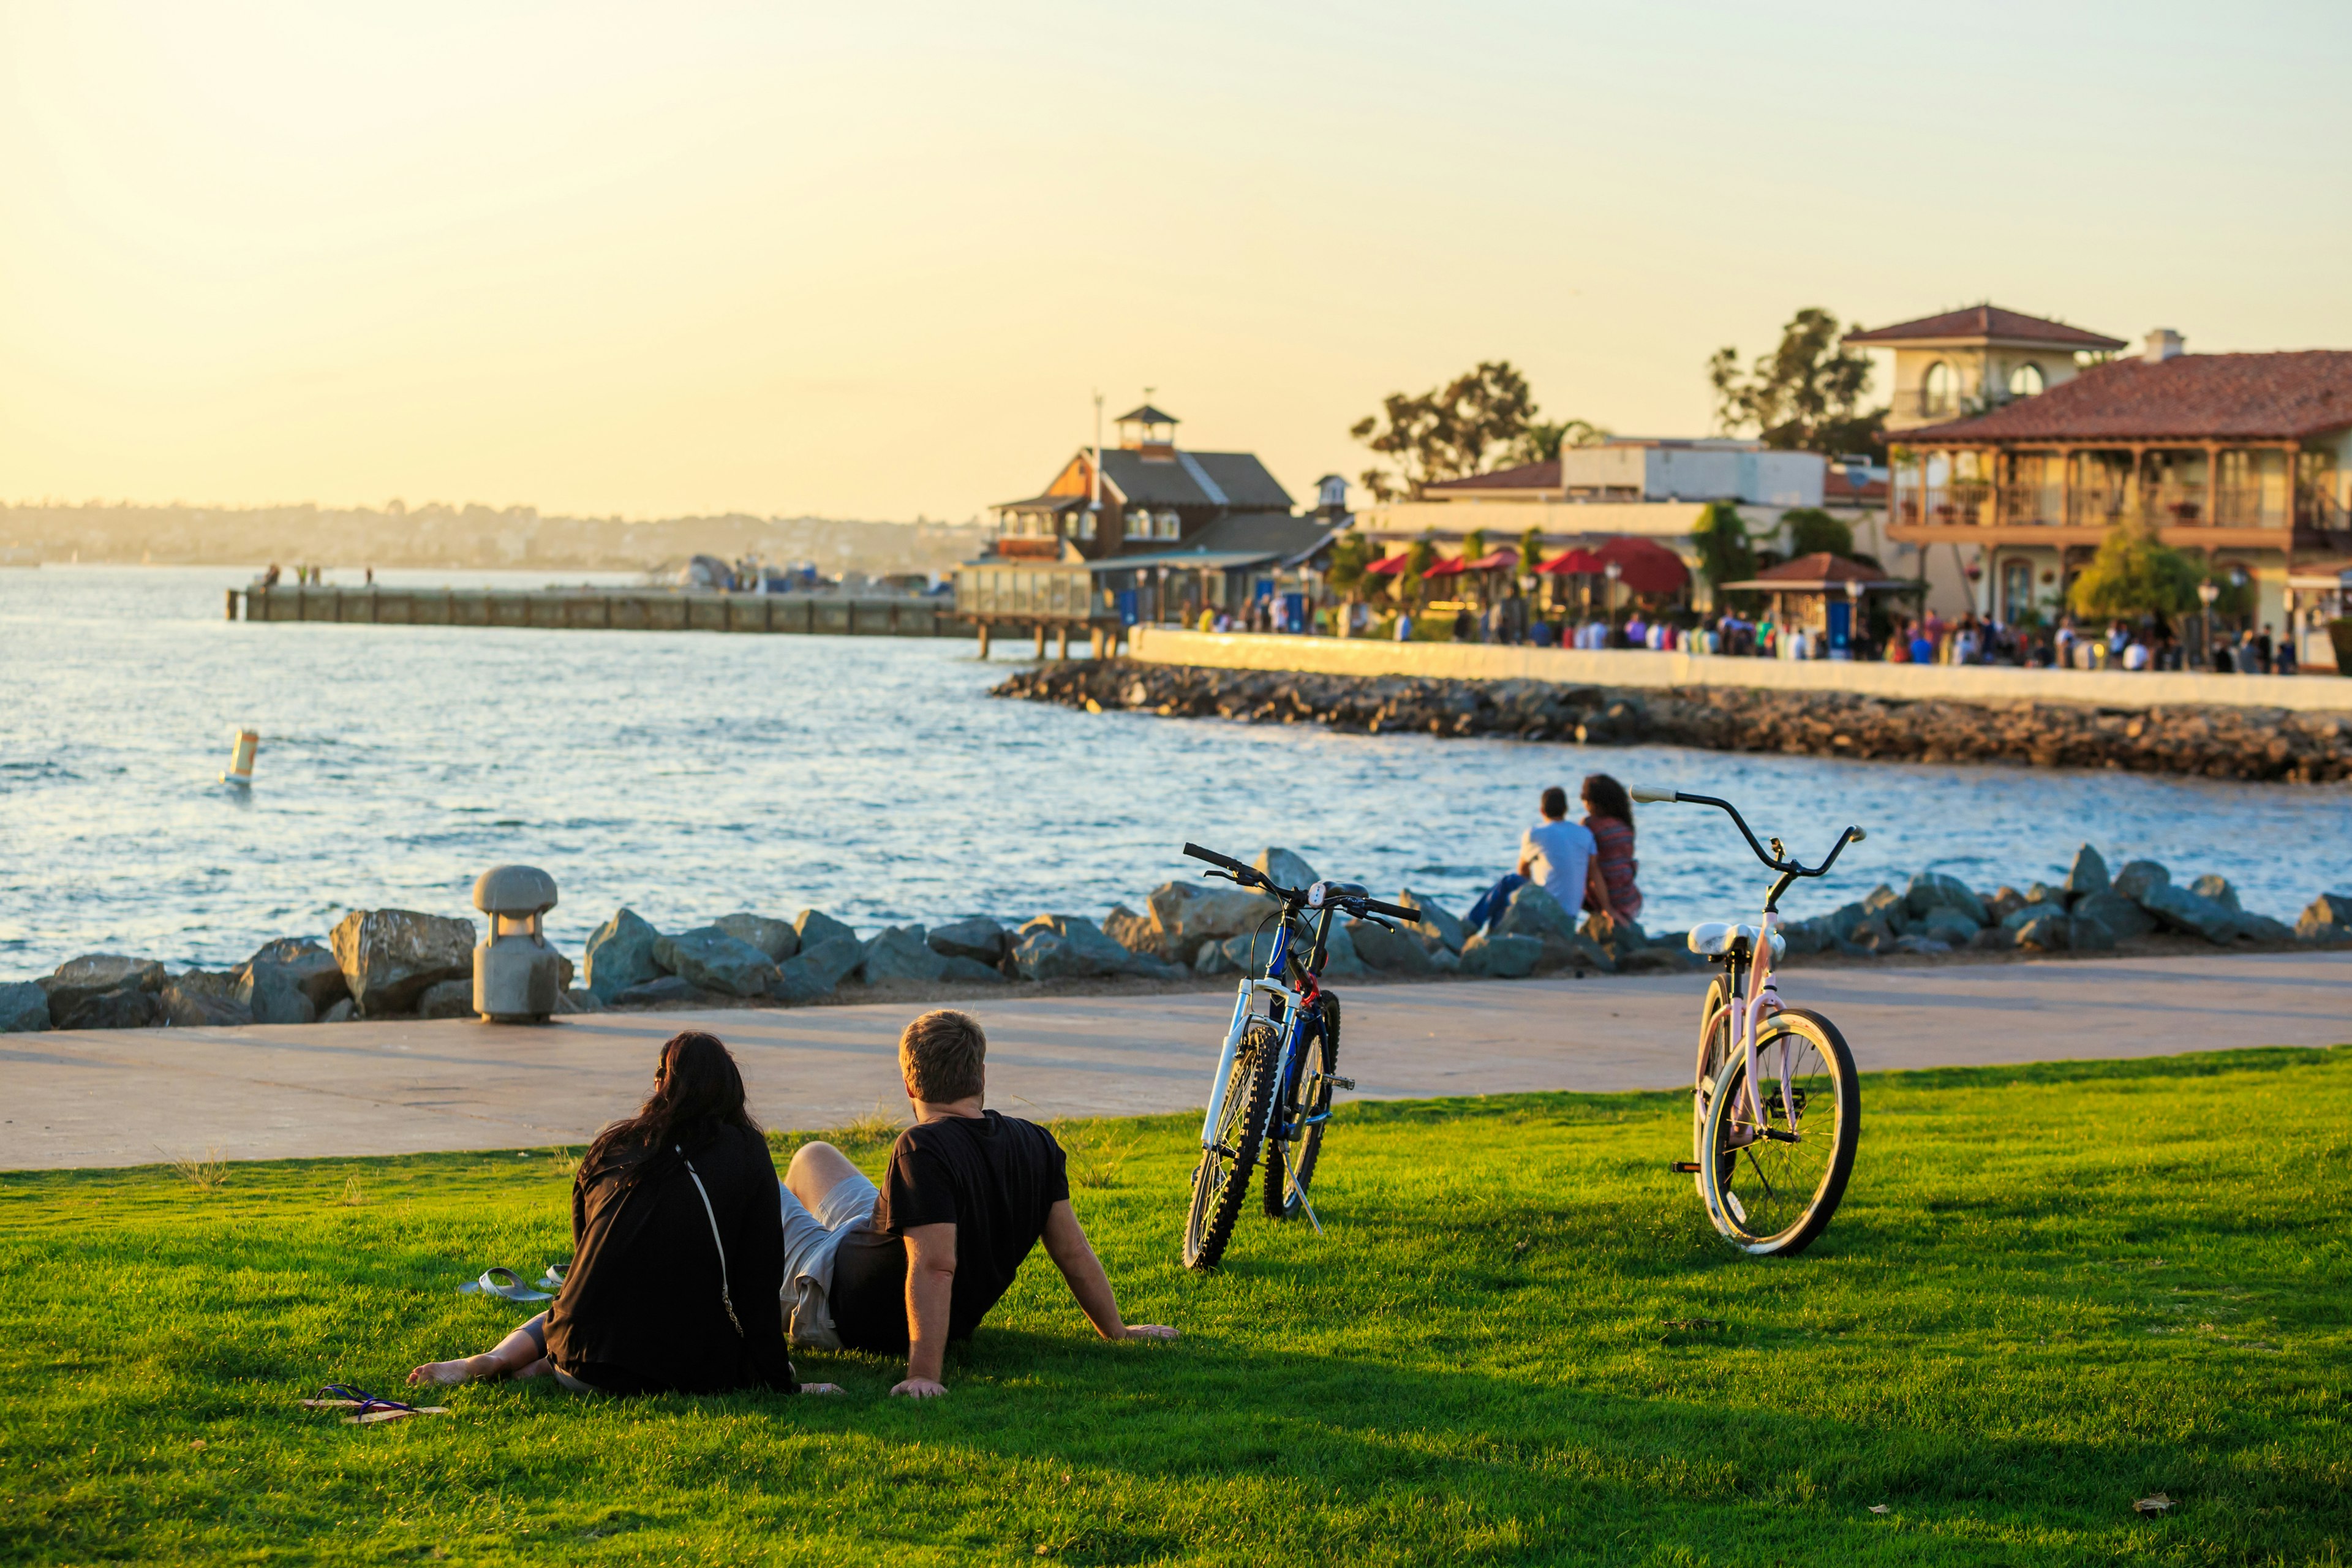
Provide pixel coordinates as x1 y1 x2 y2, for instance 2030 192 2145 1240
227 585 971 638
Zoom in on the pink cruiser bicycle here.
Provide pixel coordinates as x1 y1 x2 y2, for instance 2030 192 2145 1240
1632 786 1865 1257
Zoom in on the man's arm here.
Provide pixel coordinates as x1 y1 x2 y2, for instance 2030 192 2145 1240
1041 1201 1177 1343
891 1222 957 1398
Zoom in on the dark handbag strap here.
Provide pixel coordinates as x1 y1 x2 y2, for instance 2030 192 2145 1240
676 1144 745 1338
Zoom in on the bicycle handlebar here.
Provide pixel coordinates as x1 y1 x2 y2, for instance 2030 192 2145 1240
1628 788 1866 880
1180 845 1415 923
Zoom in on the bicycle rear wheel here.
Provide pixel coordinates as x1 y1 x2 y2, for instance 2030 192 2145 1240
1264 993 1339 1219
1699 1009 1858 1257
1183 1019 1275 1270
1691 974 1735 1196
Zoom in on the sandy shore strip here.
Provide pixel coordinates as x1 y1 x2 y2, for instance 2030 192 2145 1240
4 948 2345 1172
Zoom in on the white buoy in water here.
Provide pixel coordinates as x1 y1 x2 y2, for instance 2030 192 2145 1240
222 728 259 788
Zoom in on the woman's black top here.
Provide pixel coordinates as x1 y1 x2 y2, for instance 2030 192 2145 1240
543 1121 799 1395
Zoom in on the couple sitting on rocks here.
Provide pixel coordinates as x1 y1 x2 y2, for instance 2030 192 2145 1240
410 1012 1174 1398
1465 775 1644 941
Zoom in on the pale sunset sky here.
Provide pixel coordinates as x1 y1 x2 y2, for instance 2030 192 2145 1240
4 1 2348 520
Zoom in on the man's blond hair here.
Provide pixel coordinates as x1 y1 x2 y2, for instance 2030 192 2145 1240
900 1009 986 1104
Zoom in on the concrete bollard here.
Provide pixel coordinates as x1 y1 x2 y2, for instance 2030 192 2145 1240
472 864 563 1023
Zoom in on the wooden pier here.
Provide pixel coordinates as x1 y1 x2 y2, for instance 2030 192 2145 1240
227 584 972 638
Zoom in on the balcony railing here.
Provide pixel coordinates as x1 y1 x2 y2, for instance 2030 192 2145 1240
1894 484 2290 531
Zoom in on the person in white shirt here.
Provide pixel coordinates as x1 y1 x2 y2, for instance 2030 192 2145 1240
1465 786 1601 933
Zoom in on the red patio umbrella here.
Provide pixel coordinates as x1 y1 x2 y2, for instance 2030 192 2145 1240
1464 549 1518 571
1537 547 1605 575
1421 556 1467 579
1595 535 1691 595
1361 554 1409 576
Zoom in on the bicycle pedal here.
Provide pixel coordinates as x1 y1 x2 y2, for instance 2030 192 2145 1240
1668 1161 1702 1174
1327 1075 1356 1091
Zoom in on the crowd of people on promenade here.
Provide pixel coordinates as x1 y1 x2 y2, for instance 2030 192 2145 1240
1196 594 2302 676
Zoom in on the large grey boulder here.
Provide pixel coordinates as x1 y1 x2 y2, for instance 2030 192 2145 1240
1999 903 2041 933
236 938 347 1025
1491 883 1615 974
1253 847 1319 891
929 916 1011 966
2064 844 2111 901
2139 883 2240 944
2296 892 2352 945
1349 918 1437 975
860 926 949 986
331 910 479 1017
1145 881 1272 952
795 910 859 951
0 981 53 1033
1905 872 1988 928
244 938 350 1010
654 927 782 998
1098 906 1164 963
612 974 705 1008
774 933 865 1003
2014 911 2072 952
1194 936 1246 976
2068 910 2118 951
417 978 477 1019
1319 919 1370 979
1458 932 1544 979
2073 891 2156 941
938 954 1009 987
162 970 251 1028
1915 906 1983 947
584 908 665 1002
44 954 166 1017
2112 860 2171 903
2231 911 2295 943
713 913 799 963
1971 923 2017 951
1014 915 1172 982
2188 875 2241 911
1396 890 1466 954
1983 886 2027 924
58 986 162 1030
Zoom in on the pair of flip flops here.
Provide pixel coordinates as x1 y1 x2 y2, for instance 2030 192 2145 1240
303 1385 450 1425
456 1264 567 1302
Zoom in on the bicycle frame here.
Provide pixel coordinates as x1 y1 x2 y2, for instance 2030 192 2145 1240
1196 910 1322 1154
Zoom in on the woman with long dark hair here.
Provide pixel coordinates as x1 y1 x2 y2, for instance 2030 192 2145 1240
410 1031 836 1396
1581 773 1643 925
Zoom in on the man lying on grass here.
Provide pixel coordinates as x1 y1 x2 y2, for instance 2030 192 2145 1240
782 1008 1177 1396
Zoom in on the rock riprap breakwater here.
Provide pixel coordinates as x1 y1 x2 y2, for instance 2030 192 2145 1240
3 846 2346 1035
993 660 2352 783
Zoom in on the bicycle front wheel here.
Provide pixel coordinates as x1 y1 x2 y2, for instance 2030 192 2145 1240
1264 993 1339 1220
1184 1019 1274 1270
1699 1009 1858 1257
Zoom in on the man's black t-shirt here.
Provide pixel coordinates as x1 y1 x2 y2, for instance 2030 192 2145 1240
827 1110 1069 1354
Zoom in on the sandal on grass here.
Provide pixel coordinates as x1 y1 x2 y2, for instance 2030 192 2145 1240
536 1262 569 1294
303 1384 450 1424
458 1267 552 1303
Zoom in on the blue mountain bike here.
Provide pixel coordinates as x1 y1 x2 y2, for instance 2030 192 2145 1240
1178 843 1420 1271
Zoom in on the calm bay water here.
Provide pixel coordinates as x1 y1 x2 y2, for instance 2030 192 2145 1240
4 565 2349 976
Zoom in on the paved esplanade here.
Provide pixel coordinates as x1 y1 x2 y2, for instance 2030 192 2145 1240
4 951 2345 1171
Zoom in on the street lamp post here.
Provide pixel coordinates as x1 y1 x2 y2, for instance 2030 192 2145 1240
1604 560 1623 638
1841 576 1865 660
2196 578 2219 669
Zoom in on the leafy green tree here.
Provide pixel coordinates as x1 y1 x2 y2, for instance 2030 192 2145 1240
1350 361 1539 501
1780 507 1853 559
1510 418 1611 466
1691 502 1755 600
1708 308 1886 460
1518 526 1544 575
2067 523 2203 619
1461 528 1488 566
1400 538 1437 609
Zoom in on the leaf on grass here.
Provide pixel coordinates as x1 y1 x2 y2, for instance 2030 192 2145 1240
1662 1318 1726 1332
2133 1493 2174 1515
1868 1504 1890 1515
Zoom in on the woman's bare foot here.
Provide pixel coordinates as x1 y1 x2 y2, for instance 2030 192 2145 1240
407 1354 494 1387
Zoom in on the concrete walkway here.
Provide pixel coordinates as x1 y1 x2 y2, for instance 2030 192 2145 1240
4 951 2345 1171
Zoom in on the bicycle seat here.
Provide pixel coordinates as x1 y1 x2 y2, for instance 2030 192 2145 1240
1687 921 1787 960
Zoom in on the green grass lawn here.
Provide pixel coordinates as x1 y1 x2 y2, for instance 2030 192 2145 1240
2 1047 2348 1566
